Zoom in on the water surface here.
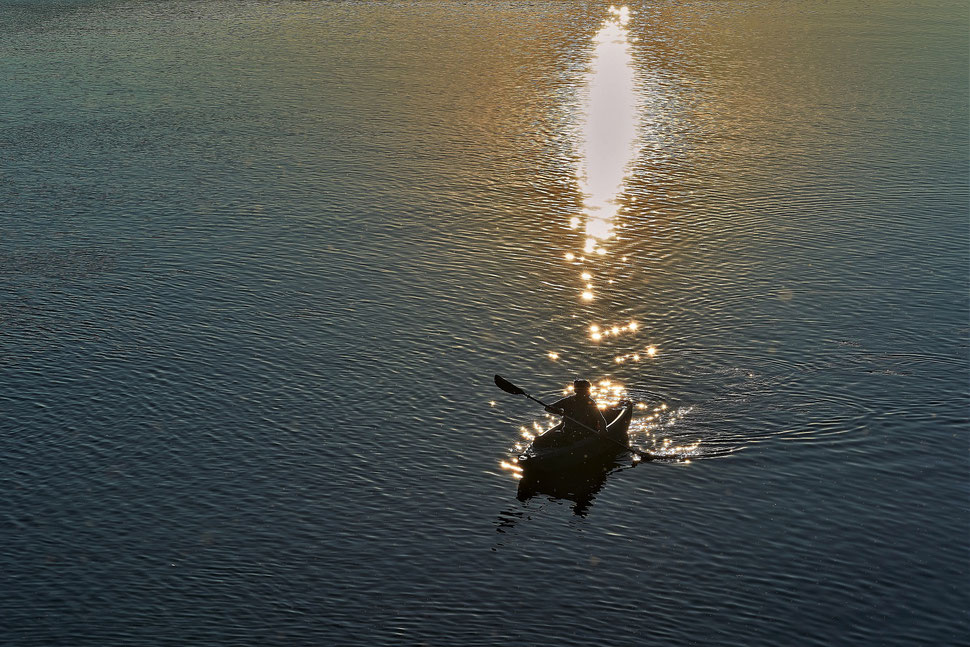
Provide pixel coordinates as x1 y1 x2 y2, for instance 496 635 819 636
1 1 967 645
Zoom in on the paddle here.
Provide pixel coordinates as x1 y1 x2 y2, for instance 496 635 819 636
493 374 650 461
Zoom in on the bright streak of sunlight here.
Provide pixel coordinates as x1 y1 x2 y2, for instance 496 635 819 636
575 6 638 249
500 8 685 479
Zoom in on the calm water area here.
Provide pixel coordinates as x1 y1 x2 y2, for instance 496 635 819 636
1 1 968 645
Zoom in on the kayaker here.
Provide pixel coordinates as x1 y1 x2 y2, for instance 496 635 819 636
544 379 608 439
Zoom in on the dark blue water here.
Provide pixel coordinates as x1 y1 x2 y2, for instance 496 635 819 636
1 1 967 645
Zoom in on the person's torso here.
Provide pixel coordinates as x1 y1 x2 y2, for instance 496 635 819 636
560 396 602 432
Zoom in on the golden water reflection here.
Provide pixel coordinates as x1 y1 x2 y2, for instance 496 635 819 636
574 4 638 276
500 7 700 484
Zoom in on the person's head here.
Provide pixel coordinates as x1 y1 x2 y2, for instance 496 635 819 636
573 379 592 395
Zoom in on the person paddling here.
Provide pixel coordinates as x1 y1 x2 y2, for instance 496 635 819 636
544 379 608 440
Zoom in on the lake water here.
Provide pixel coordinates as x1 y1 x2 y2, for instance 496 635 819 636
1 1 967 645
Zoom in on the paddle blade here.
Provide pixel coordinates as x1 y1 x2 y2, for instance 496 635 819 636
494 374 525 395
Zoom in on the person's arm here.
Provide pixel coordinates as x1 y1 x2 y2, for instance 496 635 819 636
544 396 570 415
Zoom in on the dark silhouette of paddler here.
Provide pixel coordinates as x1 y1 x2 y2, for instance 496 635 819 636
543 379 608 441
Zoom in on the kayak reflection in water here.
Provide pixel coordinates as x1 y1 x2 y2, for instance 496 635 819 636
515 464 615 517
543 379 608 443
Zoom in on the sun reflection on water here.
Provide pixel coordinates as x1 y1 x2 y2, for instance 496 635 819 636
499 7 706 484
628 405 702 462
572 2 639 298
588 320 640 342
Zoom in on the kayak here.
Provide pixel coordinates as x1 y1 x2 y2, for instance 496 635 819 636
517 401 634 473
